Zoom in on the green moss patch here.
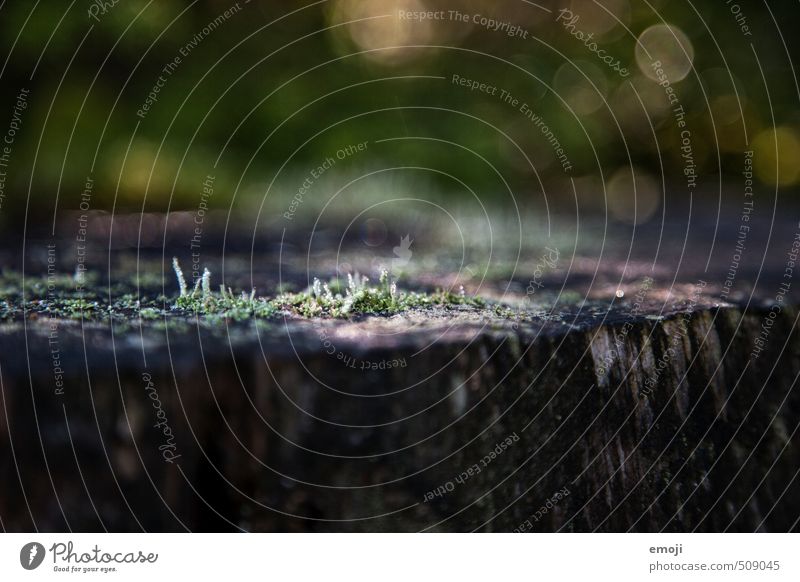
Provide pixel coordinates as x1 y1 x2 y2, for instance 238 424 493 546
0 260 489 323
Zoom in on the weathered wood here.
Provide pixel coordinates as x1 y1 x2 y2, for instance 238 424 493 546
1 295 797 531
1 209 799 532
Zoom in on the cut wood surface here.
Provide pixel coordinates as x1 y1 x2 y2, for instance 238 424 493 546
1 211 798 532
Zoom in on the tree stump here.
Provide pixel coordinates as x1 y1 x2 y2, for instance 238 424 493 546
1 211 798 532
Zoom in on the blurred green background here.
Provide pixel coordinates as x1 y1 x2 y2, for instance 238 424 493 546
0 0 798 226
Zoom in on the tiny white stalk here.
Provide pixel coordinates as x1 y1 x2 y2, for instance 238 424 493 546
172 257 188 297
201 268 212 298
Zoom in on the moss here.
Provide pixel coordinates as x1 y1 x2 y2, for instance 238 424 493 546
264 270 486 318
139 307 163 320
0 261 494 323
165 263 484 319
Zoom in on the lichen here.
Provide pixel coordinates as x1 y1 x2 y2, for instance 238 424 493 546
0 260 490 323
169 262 485 319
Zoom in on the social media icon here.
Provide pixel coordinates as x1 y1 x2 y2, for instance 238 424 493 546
20 542 46 570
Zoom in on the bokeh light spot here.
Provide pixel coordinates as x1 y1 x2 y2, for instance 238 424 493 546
361 218 388 247
635 24 695 83
606 167 661 224
553 60 609 115
569 0 631 39
329 0 435 65
752 127 800 186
